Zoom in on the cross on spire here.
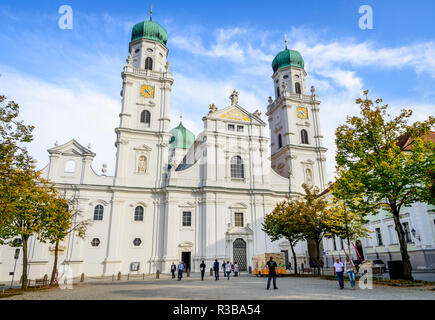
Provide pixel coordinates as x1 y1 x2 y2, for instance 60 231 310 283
284 34 288 49
150 5 153 21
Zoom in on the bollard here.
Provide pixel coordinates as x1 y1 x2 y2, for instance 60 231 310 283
143 273 145 280
210 268 213 276
80 273 85 282
249 266 252 274
128 273 130 280
112 274 114 281
187 268 190 277
156 270 160 279
117 272 121 281
44 274 48 286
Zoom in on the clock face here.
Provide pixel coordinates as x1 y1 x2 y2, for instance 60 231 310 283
297 107 308 119
140 85 154 98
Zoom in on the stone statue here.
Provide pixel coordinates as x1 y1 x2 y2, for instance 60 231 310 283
253 109 262 117
268 96 273 105
282 81 288 95
102 164 107 176
209 103 218 113
305 168 313 186
230 89 239 106
138 156 147 173
165 61 171 71
311 85 316 95
126 54 133 66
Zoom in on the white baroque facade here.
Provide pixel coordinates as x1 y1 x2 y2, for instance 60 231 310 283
0 17 328 281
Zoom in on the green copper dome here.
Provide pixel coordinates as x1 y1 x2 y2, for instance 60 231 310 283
272 48 304 73
131 20 168 47
169 122 195 149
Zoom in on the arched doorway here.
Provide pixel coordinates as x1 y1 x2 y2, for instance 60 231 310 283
233 238 247 271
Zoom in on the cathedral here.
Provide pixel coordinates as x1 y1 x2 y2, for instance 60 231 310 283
0 15 328 280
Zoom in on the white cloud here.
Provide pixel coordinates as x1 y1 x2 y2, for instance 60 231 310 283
0 67 119 176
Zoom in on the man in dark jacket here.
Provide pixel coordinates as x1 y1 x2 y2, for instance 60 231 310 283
200 260 206 280
170 262 176 279
213 259 220 280
266 256 278 290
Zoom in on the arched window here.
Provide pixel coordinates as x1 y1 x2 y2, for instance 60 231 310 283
64 160 75 173
295 82 301 94
145 57 153 70
140 110 151 127
93 205 104 221
134 206 144 221
276 86 280 98
231 156 245 179
278 134 283 149
301 129 309 144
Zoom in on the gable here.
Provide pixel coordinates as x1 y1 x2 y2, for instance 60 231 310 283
219 107 251 122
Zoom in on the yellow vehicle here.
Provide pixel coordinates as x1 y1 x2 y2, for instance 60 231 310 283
253 253 287 277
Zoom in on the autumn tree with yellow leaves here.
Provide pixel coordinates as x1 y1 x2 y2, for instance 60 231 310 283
0 94 79 290
262 199 305 274
332 90 435 280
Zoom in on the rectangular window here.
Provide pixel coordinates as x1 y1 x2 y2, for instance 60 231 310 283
234 212 244 227
228 124 235 131
237 125 244 132
402 222 412 243
388 225 396 244
182 211 191 227
376 228 383 246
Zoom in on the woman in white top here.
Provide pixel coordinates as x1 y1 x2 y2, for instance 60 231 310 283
234 263 239 277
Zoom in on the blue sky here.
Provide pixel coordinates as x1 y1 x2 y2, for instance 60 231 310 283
1 0 434 180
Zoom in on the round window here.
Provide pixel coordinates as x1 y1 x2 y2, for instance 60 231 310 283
91 238 101 247
133 238 142 246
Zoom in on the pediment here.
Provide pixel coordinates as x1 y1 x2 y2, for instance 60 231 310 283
48 139 95 157
134 144 152 152
208 105 265 125
227 225 254 236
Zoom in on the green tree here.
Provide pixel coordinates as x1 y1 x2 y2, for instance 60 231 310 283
297 184 331 276
324 200 371 257
263 200 305 274
332 90 435 280
40 187 89 286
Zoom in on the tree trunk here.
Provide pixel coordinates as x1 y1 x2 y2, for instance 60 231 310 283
289 242 298 274
50 240 59 286
21 236 28 290
315 240 321 276
392 211 413 280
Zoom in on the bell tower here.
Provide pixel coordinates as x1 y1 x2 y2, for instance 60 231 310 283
114 11 173 188
266 39 328 193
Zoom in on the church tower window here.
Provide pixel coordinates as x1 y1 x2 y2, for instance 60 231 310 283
93 205 104 221
276 86 280 98
295 82 301 94
278 134 283 149
145 57 153 70
301 129 309 144
140 110 151 127
134 206 144 221
231 156 245 179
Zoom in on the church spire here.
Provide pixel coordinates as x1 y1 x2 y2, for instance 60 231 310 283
150 5 153 21
284 34 288 49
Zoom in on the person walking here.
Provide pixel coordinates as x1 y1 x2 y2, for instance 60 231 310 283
234 262 239 277
266 256 278 290
177 261 184 281
334 258 344 289
345 257 356 289
222 260 226 274
225 261 231 280
200 260 206 281
213 259 220 280
171 262 176 279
